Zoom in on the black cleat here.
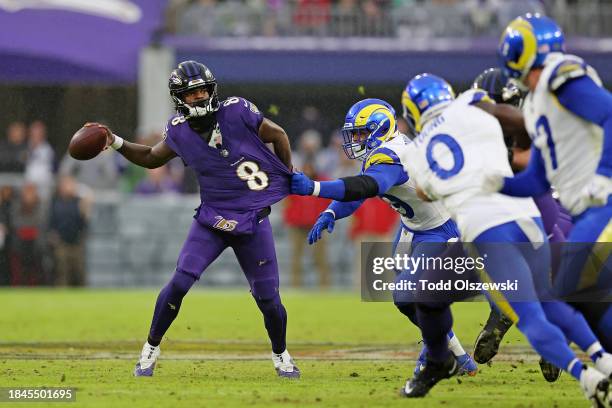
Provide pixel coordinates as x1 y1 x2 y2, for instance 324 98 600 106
473 308 514 364
539 357 562 382
401 353 458 398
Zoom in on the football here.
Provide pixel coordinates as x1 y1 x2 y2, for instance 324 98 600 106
68 123 108 160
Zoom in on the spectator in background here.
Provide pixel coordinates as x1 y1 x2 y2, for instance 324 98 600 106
317 131 345 178
164 0 191 33
9 183 45 285
293 0 331 35
362 0 392 37
0 185 14 286
134 167 182 195
494 0 545 28
293 128 323 170
0 121 28 174
25 120 55 202
48 175 91 286
350 197 399 287
119 131 156 193
331 0 360 37
59 149 120 193
178 0 224 36
283 160 332 288
283 129 333 287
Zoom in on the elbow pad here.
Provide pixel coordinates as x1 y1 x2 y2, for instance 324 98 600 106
340 175 379 201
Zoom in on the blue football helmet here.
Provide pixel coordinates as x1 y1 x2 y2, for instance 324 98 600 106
498 13 565 84
402 73 455 136
341 98 397 160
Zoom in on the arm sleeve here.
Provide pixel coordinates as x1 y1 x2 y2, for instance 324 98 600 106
501 146 551 197
555 76 612 177
317 163 407 201
328 199 365 220
363 163 409 193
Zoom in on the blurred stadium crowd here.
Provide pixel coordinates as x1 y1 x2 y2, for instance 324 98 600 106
1 0 610 288
165 0 612 38
0 115 399 288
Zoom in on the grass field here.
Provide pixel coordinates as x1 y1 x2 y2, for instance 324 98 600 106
0 289 587 407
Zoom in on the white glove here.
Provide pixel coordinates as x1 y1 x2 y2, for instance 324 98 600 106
582 174 612 207
481 172 505 194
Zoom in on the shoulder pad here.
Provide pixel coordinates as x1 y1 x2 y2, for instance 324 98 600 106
168 114 187 127
548 57 588 92
468 88 495 105
457 89 495 106
364 146 401 171
220 96 261 115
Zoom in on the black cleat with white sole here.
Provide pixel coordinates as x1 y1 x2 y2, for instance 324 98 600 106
401 353 458 398
539 357 562 382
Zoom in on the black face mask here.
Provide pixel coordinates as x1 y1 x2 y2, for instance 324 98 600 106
188 114 216 139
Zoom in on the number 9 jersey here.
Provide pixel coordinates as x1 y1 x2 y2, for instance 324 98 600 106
163 96 292 235
403 89 540 241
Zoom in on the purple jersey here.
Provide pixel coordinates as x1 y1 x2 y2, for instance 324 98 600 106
164 97 291 235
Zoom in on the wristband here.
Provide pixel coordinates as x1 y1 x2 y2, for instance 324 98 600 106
312 181 321 196
111 134 124 150
323 209 336 219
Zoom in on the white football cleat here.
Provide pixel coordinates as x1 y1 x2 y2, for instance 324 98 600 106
595 353 612 379
580 366 610 408
134 342 160 377
272 350 300 379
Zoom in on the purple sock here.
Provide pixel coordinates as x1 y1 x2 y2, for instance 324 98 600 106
533 192 559 235
255 296 287 354
148 269 197 344
416 303 453 362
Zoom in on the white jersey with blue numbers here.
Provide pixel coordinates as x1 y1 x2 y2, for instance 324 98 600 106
523 53 604 215
403 89 541 241
362 132 451 232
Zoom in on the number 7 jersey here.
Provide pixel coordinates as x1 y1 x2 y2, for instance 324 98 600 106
163 96 292 234
522 53 604 215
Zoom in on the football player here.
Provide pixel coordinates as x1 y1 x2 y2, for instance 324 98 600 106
94 60 299 378
492 13 612 351
472 67 575 382
400 73 611 404
290 98 478 376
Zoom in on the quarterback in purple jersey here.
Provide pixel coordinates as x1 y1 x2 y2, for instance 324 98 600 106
97 60 298 378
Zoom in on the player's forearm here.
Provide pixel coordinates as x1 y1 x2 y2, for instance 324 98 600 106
328 199 364 220
258 118 292 170
116 141 168 169
313 164 405 201
272 137 292 171
476 102 530 149
314 176 379 202
501 148 550 197
511 147 531 171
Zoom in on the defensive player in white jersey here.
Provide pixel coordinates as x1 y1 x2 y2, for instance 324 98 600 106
491 13 612 352
290 98 478 376
400 73 611 404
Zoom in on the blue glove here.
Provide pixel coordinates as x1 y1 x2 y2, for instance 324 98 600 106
308 211 335 244
291 172 315 195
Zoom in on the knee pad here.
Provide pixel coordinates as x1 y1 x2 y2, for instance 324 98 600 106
394 301 419 326
251 277 279 301
169 268 198 296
